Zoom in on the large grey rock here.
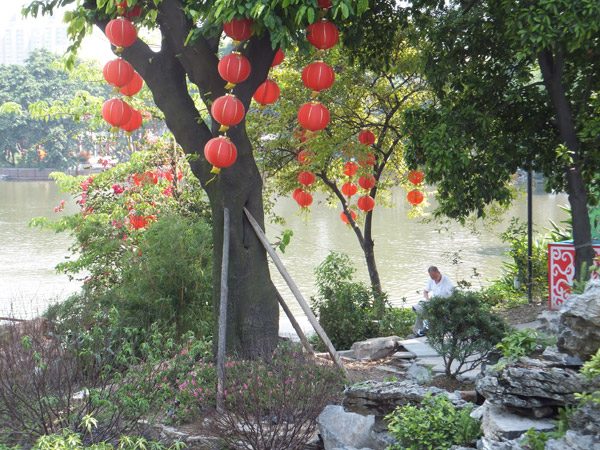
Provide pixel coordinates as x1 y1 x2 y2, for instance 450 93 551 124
406 362 433 384
476 436 525 449
343 380 468 416
541 346 583 367
537 310 560 336
545 430 600 449
476 360 595 416
351 336 400 361
556 279 600 360
317 405 378 450
568 401 600 437
478 401 555 441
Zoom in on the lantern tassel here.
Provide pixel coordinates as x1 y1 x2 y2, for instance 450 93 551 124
114 46 124 53
224 82 236 89
219 125 230 132
258 104 267 110
310 90 319 99
315 49 325 59
112 86 121 93
210 166 222 174
117 6 125 15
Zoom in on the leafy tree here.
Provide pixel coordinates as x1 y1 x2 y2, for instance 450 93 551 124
0 49 112 169
24 0 372 357
400 0 600 281
251 35 428 313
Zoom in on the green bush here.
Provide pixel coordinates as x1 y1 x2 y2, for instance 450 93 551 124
494 328 554 368
423 290 507 378
310 252 415 351
385 393 481 449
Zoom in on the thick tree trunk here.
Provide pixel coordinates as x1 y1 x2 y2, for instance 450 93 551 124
104 1 280 357
538 49 595 281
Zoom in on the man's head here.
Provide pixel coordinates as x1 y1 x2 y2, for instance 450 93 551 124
428 266 442 282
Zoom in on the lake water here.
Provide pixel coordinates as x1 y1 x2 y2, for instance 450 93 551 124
0 180 569 334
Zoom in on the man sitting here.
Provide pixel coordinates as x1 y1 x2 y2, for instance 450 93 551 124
413 266 454 337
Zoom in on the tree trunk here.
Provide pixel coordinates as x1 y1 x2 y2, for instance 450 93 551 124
102 1 280 357
538 49 595 281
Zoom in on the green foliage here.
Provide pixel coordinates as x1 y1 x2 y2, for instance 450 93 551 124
385 393 482 449
494 328 554 369
575 348 600 406
521 407 571 450
480 283 528 310
311 252 415 350
500 218 549 302
208 342 346 449
423 290 507 378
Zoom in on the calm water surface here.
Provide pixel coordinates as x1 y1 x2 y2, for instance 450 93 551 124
0 181 569 334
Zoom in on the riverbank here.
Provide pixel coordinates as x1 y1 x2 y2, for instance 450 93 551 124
0 167 101 181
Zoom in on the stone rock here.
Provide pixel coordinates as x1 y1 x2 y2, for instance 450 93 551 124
343 380 468 417
476 436 525 450
541 346 584 367
537 310 560 336
545 430 600 450
317 405 378 450
351 336 400 361
476 360 594 416
556 279 600 360
568 401 600 437
406 362 433 384
478 401 555 441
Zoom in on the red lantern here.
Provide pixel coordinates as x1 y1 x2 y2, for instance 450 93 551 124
357 195 375 212
223 17 253 43
318 0 333 8
103 58 134 88
271 48 285 67
204 136 238 173
358 174 376 190
340 210 357 224
253 79 280 107
358 129 376 145
292 187 303 200
407 190 424 205
297 149 315 165
307 19 339 50
211 94 245 131
102 98 132 129
119 108 143 135
298 171 316 186
341 181 358 197
119 71 143 96
343 161 358 177
105 18 137 52
218 52 251 89
408 170 424 184
295 189 313 207
298 102 330 131
302 61 335 93
123 4 142 21
357 153 376 167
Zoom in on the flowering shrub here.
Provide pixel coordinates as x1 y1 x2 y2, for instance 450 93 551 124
206 342 346 450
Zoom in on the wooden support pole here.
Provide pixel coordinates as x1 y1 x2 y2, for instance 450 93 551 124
275 290 316 358
216 208 230 413
243 207 346 374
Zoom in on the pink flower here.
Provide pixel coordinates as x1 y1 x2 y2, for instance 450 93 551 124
112 184 124 194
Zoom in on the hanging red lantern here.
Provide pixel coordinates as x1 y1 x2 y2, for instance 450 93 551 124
102 98 132 129
105 18 137 52
119 71 143 96
218 52 251 89
123 4 142 21
292 187 303 200
223 17 253 43
407 190 424 205
357 153 376 167
297 149 315 165
204 136 238 173
357 195 375 212
358 129 376 145
318 0 333 8
343 161 358 177
295 189 313 207
253 79 280 107
103 58 134 88
358 174 376 190
341 181 358 197
298 102 330 131
307 19 339 50
340 210 357 224
119 108 143 135
298 171 316 186
211 94 245 131
408 170 424 184
301 61 335 93
271 48 285 67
